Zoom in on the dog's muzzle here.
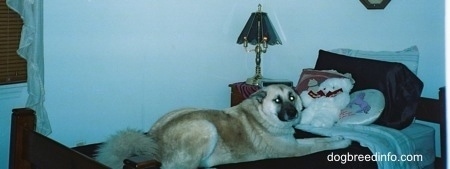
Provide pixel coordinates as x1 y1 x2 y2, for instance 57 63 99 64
277 103 299 122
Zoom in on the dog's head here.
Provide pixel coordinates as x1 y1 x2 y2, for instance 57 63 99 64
250 84 303 124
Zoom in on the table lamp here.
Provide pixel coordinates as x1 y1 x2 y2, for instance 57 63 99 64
236 4 282 85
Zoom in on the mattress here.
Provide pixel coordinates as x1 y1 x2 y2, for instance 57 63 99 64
400 123 435 168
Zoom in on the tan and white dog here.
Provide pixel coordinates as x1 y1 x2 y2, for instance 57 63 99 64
95 84 351 169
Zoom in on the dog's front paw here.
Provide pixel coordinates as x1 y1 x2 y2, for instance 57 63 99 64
330 136 351 149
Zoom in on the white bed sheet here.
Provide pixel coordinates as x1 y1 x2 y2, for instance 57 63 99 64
401 123 435 168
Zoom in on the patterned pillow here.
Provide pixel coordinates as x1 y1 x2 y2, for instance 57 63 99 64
338 89 385 125
295 68 354 93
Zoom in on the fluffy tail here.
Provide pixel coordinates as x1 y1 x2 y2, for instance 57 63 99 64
95 129 157 169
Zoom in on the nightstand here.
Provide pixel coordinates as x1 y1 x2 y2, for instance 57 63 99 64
228 82 259 107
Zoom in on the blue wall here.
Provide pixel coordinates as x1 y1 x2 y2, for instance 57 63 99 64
0 1 444 168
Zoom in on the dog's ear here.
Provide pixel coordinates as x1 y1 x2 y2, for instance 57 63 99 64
250 90 267 104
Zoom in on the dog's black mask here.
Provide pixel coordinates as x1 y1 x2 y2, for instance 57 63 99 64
277 102 298 122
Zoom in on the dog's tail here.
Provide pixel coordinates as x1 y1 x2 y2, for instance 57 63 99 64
95 128 158 169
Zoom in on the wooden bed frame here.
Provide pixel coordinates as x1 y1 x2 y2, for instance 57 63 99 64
9 88 445 169
9 108 111 169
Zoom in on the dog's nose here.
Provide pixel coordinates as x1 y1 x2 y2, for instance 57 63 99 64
278 103 298 122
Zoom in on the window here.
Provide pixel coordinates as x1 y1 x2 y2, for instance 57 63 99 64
0 2 26 85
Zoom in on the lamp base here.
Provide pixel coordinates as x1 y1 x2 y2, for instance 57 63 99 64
245 74 264 86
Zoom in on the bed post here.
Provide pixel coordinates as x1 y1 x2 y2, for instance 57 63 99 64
439 87 446 169
9 108 36 169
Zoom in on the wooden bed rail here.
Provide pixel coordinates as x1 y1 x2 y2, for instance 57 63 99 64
9 108 110 169
123 155 161 169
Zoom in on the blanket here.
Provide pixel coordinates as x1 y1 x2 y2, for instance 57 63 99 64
295 124 420 169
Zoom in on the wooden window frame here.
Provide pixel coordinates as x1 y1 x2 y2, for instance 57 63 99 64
0 1 26 85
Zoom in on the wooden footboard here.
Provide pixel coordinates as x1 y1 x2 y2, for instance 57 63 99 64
9 108 110 169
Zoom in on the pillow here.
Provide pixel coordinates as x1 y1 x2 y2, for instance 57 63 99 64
315 50 423 130
338 89 385 125
295 68 354 93
329 46 419 74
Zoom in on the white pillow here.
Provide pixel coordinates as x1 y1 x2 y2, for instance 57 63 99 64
330 46 419 74
338 89 385 125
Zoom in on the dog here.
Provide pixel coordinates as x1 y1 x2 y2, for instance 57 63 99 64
95 84 351 169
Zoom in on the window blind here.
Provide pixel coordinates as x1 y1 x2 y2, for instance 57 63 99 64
0 2 26 85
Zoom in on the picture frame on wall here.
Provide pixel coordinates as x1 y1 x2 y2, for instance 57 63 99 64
360 0 391 10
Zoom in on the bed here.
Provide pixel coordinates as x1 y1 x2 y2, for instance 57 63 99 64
9 48 446 169
8 94 443 169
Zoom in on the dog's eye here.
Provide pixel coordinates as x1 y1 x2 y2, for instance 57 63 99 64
289 96 295 101
274 98 282 104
